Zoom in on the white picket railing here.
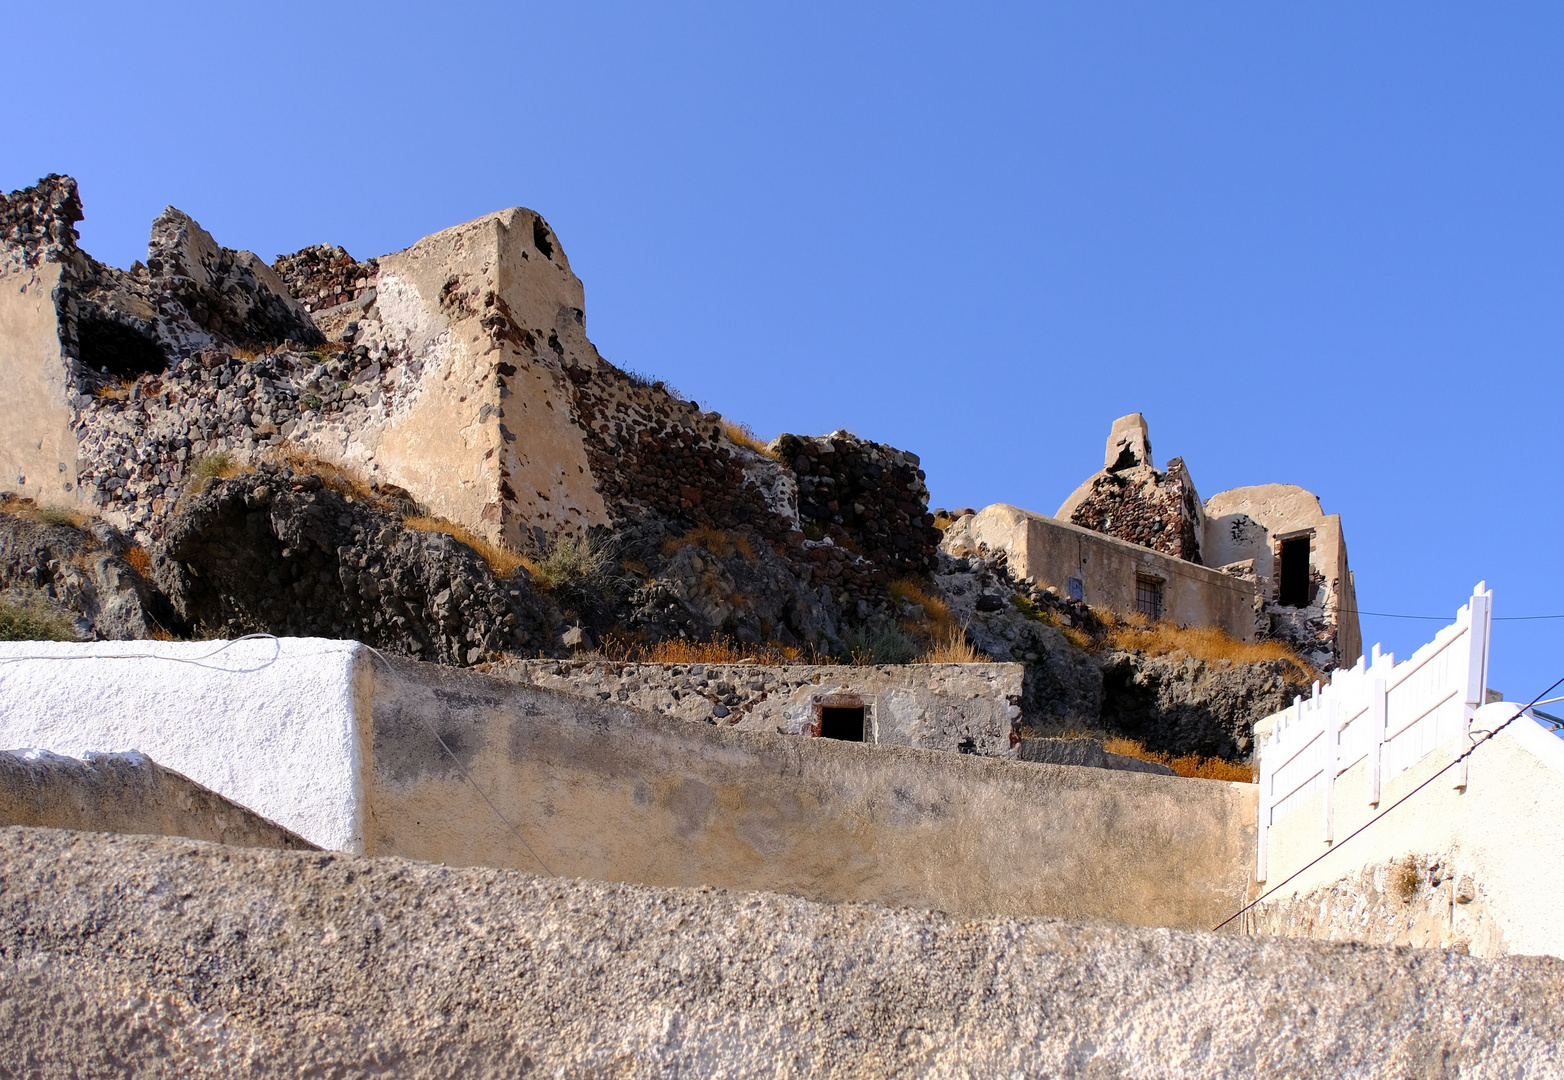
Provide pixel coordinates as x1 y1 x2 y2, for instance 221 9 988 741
1255 582 1492 881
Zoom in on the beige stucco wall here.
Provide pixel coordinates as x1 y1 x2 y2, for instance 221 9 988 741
367 656 1256 928
1251 703 1564 958
286 208 609 549
1204 483 1361 663
945 503 1258 639
0 262 79 508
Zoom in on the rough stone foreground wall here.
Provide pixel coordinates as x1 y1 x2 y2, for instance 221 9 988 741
491 658 1023 757
0 751 316 850
4 829 1563 1080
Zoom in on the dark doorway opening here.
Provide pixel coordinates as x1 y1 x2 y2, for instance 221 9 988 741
820 706 865 742
77 316 167 378
1279 537 1312 608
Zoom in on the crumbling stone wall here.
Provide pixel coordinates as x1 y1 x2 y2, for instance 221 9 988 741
492 658 1023 756
1066 464 1203 562
271 244 379 315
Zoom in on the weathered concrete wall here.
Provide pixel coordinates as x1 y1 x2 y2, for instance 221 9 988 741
0 749 316 849
943 503 1259 640
0 260 78 508
1251 703 1564 958
370 654 1254 926
1204 483 1361 668
490 658 1024 756
0 638 1254 928
4 827 1563 1079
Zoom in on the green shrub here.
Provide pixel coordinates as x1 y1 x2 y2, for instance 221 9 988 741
0 590 81 642
843 621 920 665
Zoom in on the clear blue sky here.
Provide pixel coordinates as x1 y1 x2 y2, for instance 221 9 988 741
7 2 1562 695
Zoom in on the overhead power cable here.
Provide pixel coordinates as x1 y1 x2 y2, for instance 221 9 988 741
1211 672 1564 933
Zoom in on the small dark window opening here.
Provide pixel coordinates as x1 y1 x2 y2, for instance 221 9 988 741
77 316 167 378
1279 537 1312 608
532 217 555 259
820 706 865 742
1135 578 1163 621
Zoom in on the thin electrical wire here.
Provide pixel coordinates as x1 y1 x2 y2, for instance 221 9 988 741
1211 673 1564 932
347 642 554 877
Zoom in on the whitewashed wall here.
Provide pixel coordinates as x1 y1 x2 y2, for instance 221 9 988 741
0 638 368 851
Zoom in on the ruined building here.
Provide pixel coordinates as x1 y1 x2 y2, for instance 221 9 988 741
944 413 1360 669
0 175 941 655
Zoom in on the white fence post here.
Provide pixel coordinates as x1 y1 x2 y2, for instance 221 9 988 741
1322 695 1338 844
1369 675 1387 805
1457 582 1491 791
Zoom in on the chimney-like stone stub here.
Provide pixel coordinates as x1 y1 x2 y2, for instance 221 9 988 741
1104 412 1152 472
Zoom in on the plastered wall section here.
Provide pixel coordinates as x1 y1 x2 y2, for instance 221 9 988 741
491 659 1025 757
367 656 1257 927
0 638 369 851
952 504 1258 639
0 262 79 508
1253 703 1564 958
288 208 609 549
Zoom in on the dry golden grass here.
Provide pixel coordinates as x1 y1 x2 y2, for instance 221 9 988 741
720 420 778 459
187 450 242 489
122 545 153 576
267 447 378 502
919 622 988 663
1098 613 1316 680
888 579 953 629
0 498 88 529
92 378 135 401
661 525 755 562
606 635 805 665
1103 736 1257 783
401 516 531 578
149 627 175 642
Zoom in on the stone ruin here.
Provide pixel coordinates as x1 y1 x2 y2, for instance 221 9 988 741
0 174 939 658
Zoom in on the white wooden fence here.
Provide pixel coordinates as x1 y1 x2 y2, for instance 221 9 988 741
1255 583 1493 881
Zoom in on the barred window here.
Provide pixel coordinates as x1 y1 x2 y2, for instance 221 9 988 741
1135 578 1163 621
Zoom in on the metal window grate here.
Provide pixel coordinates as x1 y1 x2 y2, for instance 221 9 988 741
1136 578 1163 621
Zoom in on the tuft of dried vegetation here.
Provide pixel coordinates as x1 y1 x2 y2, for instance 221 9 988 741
267 447 377 503
604 635 805 665
720 419 779 459
122 545 153 577
1102 736 1257 783
401 516 530 578
187 450 240 489
661 525 755 562
1087 610 1317 680
920 622 987 663
1391 855 1421 902
0 497 88 530
0 589 81 642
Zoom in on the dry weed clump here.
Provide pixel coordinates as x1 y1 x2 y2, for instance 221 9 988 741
122 545 153 576
401 516 530 578
720 420 778 459
920 622 988 663
1098 612 1316 681
0 497 88 529
661 525 755 562
604 634 805 666
187 450 241 489
1102 736 1257 783
267 447 380 503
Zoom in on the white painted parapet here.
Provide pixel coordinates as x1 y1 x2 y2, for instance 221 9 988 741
0 638 368 851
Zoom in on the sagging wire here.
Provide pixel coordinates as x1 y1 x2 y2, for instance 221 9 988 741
1212 672 1564 932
